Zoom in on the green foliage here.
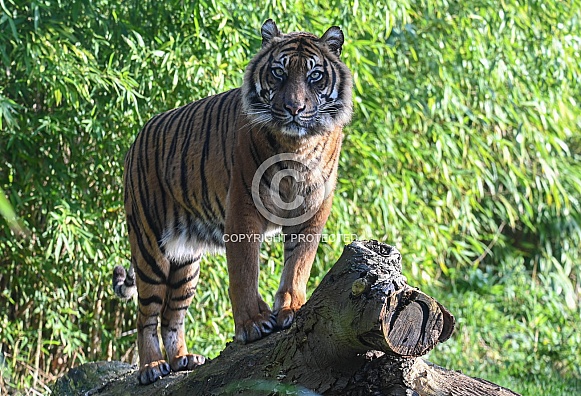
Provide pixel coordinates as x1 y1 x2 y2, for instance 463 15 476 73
0 0 580 394
427 260 581 394
0 186 22 234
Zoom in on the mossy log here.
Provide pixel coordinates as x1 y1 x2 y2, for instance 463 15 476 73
53 241 520 396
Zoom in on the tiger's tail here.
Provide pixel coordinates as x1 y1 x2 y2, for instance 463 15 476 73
113 264 137 299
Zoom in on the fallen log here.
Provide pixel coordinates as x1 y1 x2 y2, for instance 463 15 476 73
53 240 520 396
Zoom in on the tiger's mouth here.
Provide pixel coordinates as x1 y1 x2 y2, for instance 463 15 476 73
287 120 305 128
281 111 318 126
280 120 310 137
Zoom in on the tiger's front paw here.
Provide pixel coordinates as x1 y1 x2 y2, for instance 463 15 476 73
234 303 277 344
138 360 171 385
274 307 298 330
169 354 206 372
273 291 306 329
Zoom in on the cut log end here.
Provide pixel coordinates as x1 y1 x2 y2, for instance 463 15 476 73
380 288 455 357
344 242 455 357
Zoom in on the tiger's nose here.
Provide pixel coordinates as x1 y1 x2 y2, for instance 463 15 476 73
284 102 306 116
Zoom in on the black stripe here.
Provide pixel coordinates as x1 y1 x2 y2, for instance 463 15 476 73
165 109 182 161
279 39 319 57
199 94 222 220
248 51 270 86
336 65 349 102
130 220 163 279
179 100 206 211
215 197 226 220
219 91 236 175
171 253 202 269
166 305 189 312
134 260 165 285
258 60 272 87
144 112 169 232
154 107 188 224
226 91 242 179
160 105 189 163
167 102 197 166
170 264 200 285
135 127 161 239
307 139 325 165
171 289 197 302
123 141 137 205
139 295 163 306
128 214 167 284
169 273 199 289
211 91 234 219
326 60 337 100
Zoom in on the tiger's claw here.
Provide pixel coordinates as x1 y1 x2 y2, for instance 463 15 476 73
138 360 171 385
170 354 206 371
235 312 277 344
274 307 297 330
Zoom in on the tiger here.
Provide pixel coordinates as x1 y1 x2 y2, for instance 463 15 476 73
112 19 353 385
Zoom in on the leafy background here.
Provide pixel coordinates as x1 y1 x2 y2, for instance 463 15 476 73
1 0 580 394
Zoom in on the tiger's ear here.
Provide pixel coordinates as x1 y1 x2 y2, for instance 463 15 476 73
261 19 281 47
321 26 344 56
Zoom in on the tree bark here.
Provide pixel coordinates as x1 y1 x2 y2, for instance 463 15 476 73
53 241 520 396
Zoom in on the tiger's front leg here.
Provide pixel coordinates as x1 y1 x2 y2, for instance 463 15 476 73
225 193 276 344
274 196 333 329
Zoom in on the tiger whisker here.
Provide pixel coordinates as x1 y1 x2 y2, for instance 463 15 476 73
240 114 272 130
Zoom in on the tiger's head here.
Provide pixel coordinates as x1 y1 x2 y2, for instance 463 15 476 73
242 20 353 138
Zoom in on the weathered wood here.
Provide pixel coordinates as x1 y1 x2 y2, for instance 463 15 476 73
53 241 520 396
405 359 521 396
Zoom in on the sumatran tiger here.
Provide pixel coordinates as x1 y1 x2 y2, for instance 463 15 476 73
113 19 353 384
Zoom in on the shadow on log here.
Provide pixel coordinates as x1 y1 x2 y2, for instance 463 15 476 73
53 241 521 396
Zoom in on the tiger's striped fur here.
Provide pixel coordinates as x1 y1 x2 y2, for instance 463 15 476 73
113 20 352 385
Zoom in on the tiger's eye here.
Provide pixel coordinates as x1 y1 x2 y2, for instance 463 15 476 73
272 67 285 78
309 71 323 82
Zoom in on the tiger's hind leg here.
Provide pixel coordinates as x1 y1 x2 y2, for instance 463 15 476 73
125 207 173 384
132 251 172 385
161 255 206 372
